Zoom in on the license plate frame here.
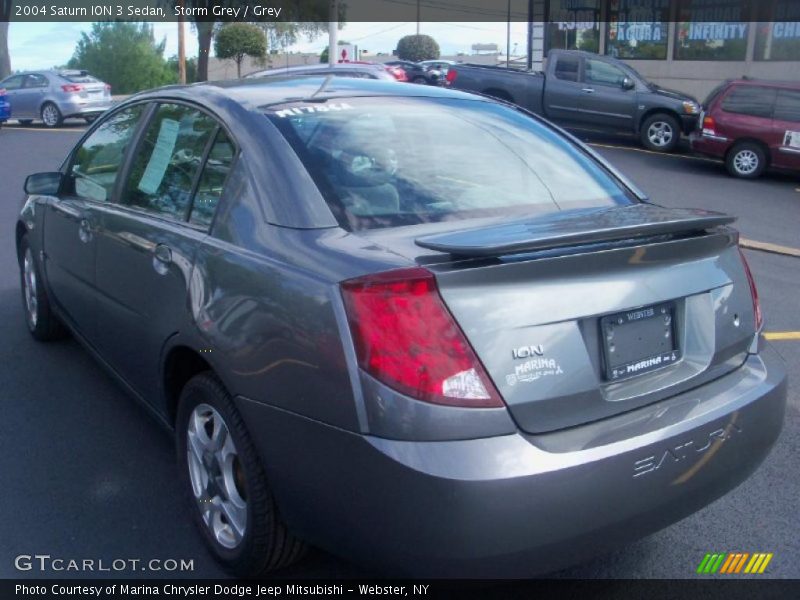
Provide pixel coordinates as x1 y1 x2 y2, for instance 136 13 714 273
601 302 680 382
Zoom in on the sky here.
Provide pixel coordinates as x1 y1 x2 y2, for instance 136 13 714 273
8 21 534 71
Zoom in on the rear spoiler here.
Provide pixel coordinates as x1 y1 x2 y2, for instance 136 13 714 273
415 204 736 258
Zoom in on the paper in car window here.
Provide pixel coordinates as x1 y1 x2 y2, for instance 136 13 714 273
783 130 800 149
138 118 180 195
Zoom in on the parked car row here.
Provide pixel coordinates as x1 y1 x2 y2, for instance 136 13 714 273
0 69 113 128
444 50 800 179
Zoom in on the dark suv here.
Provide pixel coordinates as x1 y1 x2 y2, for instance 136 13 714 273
691 79 800 179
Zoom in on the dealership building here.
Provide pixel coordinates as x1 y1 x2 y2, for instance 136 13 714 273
536 0 800 100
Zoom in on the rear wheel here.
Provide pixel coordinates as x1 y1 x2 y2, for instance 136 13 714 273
726 142 767 179
640 113 680 152
19 236 68 341
412 76 428 85
41 102 63 128
176 373 305 576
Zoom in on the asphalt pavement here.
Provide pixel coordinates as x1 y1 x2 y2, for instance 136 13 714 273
0 123 797 580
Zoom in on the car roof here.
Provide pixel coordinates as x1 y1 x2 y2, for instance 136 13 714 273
245 63 385 78
129 76 487 111
728 78 800 90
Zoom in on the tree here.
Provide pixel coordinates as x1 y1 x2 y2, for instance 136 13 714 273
319 40 350 64
167 55 198 84
396 34 440 62
0 1 11 79
67 23 174 94
214 23 266 78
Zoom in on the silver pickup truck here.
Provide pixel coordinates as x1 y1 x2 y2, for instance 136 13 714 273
446 49 701 153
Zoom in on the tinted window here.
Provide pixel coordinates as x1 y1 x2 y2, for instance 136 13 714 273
1 75 25 90
585 59 626 87
554 56 579 81
190 130 234 228
25 74 48 88
269 98 633 231
774 89 800 123
70 104 146 202
121 104 217 220
721 86 777 118
60 73 100 83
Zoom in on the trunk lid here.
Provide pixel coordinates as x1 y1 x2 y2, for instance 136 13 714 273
359 204 757 433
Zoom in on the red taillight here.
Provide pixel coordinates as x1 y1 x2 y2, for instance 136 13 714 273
61 84 83 93
702 115 716 135
739 249 763 331
446 69 458 85
341 267 503 408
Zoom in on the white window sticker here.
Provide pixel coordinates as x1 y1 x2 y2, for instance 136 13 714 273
137 118 180 195
274 102 354 118
783 130 800 149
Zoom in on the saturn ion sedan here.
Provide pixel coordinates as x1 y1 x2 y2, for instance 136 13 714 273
16 77 786 577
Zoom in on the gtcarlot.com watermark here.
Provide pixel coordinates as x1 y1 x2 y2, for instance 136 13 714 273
14 554 194 573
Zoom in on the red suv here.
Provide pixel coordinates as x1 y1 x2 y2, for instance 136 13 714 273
690 79 800 179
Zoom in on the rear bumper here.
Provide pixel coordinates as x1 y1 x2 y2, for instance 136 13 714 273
58 98 112 118
236 345 787 577
690 131 731 158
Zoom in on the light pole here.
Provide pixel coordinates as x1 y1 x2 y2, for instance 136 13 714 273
328 0 338 67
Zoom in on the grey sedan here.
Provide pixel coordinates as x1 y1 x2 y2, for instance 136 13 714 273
0 70 112 128
16 77 786 577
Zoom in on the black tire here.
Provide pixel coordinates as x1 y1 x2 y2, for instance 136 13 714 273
40 102 63 128
176 373 306 577
640 113 681 153
18 236 68 341
18 119 33 126
412 76 428 85
726 142 767 179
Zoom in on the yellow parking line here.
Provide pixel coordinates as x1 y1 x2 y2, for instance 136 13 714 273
764 332 800 341
740 238 800 258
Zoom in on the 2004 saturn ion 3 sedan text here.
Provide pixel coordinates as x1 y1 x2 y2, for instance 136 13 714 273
16 77 786 577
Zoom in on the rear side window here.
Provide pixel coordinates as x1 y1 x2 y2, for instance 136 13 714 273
121 103 218 221
1 75 24 90
585 59 626 87
190 130 235 228
720 86 777 119
554 56 579 82
268 97 633 231
774 90 800 123
70 104 146 202
25 74 48 88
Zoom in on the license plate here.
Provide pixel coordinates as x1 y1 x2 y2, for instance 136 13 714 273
601 302 679 381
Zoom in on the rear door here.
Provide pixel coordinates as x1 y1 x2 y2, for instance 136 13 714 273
576 58 637 130
92 102 234 402
42 104 148 344
17 73 49 117
771 88 800 170
543 53 582 122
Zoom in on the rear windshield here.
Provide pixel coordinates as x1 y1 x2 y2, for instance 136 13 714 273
267 97 634 230
59 73 100 84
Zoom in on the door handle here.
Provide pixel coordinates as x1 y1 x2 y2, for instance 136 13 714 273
582 87 595 93
78 218 92 243
153 244 172 275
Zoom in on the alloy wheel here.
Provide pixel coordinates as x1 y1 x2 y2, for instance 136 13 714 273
23 249 38 329
42 104 60 127
186 403 248 549
647 121 674 148
733 149 759 176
